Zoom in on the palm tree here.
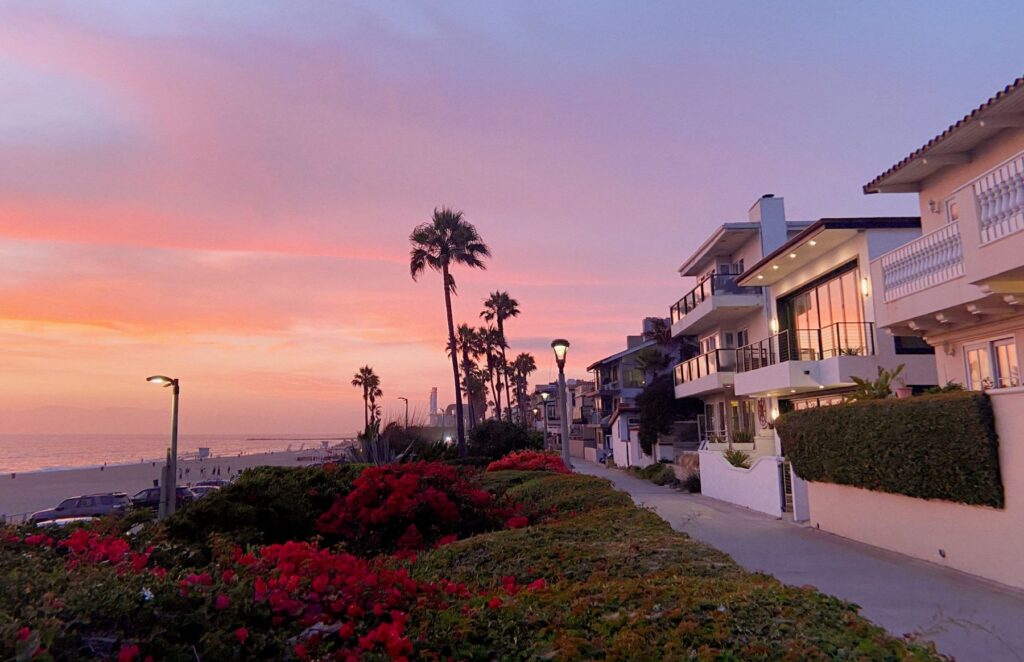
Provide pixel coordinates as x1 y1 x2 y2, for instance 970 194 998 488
479 325 506 421
453 324 483 428
512 352 537 422
482 291 520 420
351 366 381 431
409 207 491 455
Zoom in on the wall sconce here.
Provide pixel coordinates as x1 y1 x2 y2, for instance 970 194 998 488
861 277 870 297
928 199 940 214
769 318 779 334
770 407 779 421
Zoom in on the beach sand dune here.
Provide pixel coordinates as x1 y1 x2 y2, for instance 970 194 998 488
0 449 343 521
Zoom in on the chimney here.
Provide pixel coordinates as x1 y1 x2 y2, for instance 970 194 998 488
749 194 787 255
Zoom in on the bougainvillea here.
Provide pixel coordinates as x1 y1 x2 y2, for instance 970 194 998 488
486 450 570 474
315 462 501 554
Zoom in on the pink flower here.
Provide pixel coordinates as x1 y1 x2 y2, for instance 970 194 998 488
235 627 249 645
527 578 548 592
487 597 502 609
505 516 529 529
117 644 140 662
215 594 230 610
16 627 30 642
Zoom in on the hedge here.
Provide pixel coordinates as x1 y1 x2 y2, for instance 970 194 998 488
777 391 1004 507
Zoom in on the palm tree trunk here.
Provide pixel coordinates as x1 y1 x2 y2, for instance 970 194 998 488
497 320 514 422
362 385 369 431
460 347 476 430
442 265 467 455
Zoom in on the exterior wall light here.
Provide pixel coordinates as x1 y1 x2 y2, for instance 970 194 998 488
861 277 871 297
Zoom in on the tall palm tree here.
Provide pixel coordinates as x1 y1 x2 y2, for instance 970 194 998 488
351 365 381 431
512 352 537 422
482 291 520 421
409 207 491 455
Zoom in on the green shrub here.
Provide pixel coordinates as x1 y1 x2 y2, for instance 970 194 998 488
723 448 751 469
682 472 701 493
165 463 364 550
412 473 942 661
632 462 676 486
777 391 1004 507
467 420 543 460
503 473 633 514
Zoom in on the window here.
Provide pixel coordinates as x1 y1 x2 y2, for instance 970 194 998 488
778 262 867 358
623 367 645 388
964 338 1020 389
732 258 745 274
894 335 935 355
946 199 960 224
699 335 717 354
736 328 749 348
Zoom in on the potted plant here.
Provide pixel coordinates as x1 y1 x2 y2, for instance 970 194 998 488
894 374 912 399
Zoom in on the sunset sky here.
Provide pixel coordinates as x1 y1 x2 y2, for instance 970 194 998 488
1 1 1021 435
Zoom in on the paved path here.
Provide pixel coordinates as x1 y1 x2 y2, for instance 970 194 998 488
575 462 1024 662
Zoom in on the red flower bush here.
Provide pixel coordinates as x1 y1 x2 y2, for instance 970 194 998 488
486 450 570 474
316 462 500 554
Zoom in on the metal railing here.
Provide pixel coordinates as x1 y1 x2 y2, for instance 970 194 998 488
735 322 875 372
673 349 736 385
876 221 964 302
670 273 761 323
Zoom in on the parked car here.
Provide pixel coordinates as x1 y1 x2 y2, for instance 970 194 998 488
30 493 129 523
189 485 221 499
130 487 195 510
194 479 229 488
36 516 98 529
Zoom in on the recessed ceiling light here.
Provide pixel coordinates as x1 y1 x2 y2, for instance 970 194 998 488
789 252 797 259
757 274 764 280
790 389 796 393
809 240 817 246
772 265 779 270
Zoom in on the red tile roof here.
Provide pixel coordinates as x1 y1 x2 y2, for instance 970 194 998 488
864 76 1024 194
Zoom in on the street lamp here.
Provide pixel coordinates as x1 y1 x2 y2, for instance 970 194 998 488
551 339 572 470
397 397 409 429
539 391 550 449
147 375 180 519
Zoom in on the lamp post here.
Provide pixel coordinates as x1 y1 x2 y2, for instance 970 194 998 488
551 339 572 471
397 397 409 429
147 375 180 519
539 391 550 450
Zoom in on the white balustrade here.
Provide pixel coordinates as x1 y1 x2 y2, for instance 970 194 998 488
878 222 964 302
975 152 1024 245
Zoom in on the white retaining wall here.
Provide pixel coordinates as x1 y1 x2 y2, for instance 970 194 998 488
699 451 784 517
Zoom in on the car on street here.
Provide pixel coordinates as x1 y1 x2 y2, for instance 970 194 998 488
30 493 129 523
189 485 221 498
130 486 195 510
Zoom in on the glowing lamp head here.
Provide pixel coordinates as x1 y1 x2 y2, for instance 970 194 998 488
540 391 550 402
551 338 570 369
769 318 779 334
146 375 176 387
861 277 870 297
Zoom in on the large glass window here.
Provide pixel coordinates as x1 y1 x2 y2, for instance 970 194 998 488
779 263 866 359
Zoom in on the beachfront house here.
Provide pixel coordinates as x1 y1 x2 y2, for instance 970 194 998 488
673 195 938 518
785 75 1024 589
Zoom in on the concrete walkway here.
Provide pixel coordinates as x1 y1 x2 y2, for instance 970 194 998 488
575 462 1024 662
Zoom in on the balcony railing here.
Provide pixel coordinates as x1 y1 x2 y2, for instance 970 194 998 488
735 322 876 372
670 273 761 323
673 349 736 385
975 152 1024 245
877 221 964 302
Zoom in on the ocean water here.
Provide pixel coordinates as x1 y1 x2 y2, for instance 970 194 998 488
0 433 355 473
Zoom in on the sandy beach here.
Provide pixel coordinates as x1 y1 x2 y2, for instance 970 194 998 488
0 448 347 522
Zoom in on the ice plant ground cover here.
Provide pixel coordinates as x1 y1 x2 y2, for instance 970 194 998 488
1 459 944 660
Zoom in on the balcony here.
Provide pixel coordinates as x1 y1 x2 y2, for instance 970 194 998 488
976 152 1024 246
669 273 762 336
733 322 877 396
673 349 736 398
877 221 964 303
